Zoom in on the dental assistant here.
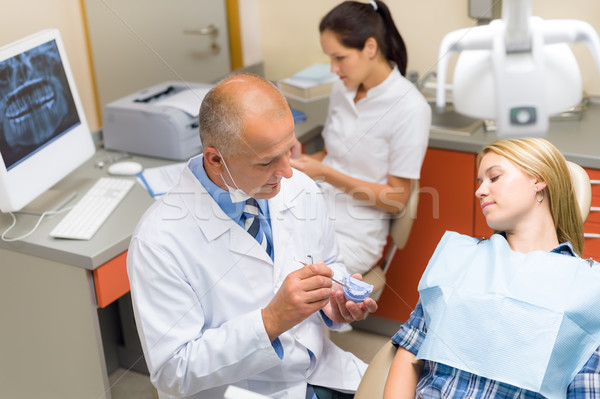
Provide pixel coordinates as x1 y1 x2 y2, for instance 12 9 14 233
291 0 431 275
127 73 377 399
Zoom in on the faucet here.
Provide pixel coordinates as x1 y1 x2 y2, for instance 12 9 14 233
406 70 419 86
417 71 437 90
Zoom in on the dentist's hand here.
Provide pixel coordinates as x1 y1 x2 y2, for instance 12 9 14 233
261 261 333 341
323 273 378 324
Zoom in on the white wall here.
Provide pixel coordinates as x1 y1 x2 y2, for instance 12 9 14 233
2 0 599 131
239 0 263 66
0 0 100 130
532 0 600 96
253 0 600 96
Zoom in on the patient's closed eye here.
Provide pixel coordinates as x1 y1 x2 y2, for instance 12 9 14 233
477 174 500 186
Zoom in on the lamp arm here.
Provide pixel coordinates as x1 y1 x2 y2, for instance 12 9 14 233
435 0 599 137
436 26 495 113
503 0 532 52
541 20 600 78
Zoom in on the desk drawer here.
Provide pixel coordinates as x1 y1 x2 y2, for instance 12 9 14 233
93 251 130 308
582 168 600 259
587 170 600 223
584 231 600 260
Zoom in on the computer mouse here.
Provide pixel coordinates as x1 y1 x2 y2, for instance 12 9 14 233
107 161 143 176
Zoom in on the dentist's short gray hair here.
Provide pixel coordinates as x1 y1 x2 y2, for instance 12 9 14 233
199 73 285 158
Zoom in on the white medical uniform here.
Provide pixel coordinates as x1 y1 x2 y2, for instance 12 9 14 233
127 159 367 399
320 66 431 274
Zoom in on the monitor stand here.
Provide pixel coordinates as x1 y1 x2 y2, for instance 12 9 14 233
18 189 78 215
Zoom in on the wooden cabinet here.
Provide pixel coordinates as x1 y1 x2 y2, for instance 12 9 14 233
375 148 478 322
583 168 600 260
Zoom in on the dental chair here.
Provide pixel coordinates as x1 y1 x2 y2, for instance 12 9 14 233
568 161 592 222
354 161 591 399
361 180 420 302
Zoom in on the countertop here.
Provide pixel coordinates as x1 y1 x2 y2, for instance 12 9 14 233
290 96 600 169
0 149 174 270
429 102 600 169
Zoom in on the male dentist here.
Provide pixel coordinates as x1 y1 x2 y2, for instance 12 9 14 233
127 73 377 399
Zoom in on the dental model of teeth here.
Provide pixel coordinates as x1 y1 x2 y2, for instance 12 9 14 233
341 273 374 303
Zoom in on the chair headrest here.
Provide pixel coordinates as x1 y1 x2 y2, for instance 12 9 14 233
389 180 420 250
566 161 592 222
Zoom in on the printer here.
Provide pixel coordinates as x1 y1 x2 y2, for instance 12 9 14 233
102 81 213 161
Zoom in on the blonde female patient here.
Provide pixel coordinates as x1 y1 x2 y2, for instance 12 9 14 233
291 0 430 276
384 138 600 398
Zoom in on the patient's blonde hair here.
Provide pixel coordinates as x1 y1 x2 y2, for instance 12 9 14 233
477 138 584 256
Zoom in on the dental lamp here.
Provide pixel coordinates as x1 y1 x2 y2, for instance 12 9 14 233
436 0 600 137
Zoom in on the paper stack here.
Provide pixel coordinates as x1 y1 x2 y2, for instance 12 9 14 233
278 63 338 101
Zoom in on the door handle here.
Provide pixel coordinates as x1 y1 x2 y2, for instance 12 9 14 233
183 24 220 55
183 24 218 36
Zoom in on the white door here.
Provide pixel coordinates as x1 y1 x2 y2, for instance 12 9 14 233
84 0 231 109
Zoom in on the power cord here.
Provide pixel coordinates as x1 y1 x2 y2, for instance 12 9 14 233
1 207 73 242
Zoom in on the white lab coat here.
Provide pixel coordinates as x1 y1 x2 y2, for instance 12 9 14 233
127 160 367 399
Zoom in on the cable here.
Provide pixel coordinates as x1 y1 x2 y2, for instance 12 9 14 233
1 207 73 242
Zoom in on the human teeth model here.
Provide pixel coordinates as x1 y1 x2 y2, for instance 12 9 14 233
341 273 373 303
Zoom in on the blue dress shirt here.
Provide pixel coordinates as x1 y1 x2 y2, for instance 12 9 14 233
189 156 274 260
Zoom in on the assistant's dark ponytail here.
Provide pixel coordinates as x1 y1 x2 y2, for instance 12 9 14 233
319 0 408 76
372 1 408 76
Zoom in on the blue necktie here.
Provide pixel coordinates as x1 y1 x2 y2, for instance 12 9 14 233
243 198 271 254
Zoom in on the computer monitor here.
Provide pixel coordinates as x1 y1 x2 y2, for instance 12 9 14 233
0 29 95 213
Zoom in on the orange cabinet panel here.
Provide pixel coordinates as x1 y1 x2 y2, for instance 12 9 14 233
585 168 600 184
92 251 130 308
375 149 477 322
583 221 600 260
586 211 600 225
582 168 600 260
585 168 600 224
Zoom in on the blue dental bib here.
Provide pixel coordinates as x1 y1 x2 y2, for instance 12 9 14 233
416 232 600 398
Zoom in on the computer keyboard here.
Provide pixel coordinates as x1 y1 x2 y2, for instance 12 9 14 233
50 177 135 240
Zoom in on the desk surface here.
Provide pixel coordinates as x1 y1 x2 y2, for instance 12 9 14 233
0 149 174 270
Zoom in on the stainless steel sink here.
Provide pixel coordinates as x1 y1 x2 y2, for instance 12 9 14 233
428 100 483 135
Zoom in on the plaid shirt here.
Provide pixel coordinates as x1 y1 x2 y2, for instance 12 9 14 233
392 243 600 398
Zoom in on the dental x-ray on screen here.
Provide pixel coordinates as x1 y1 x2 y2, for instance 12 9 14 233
0 40 79 169
0 29 95 213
